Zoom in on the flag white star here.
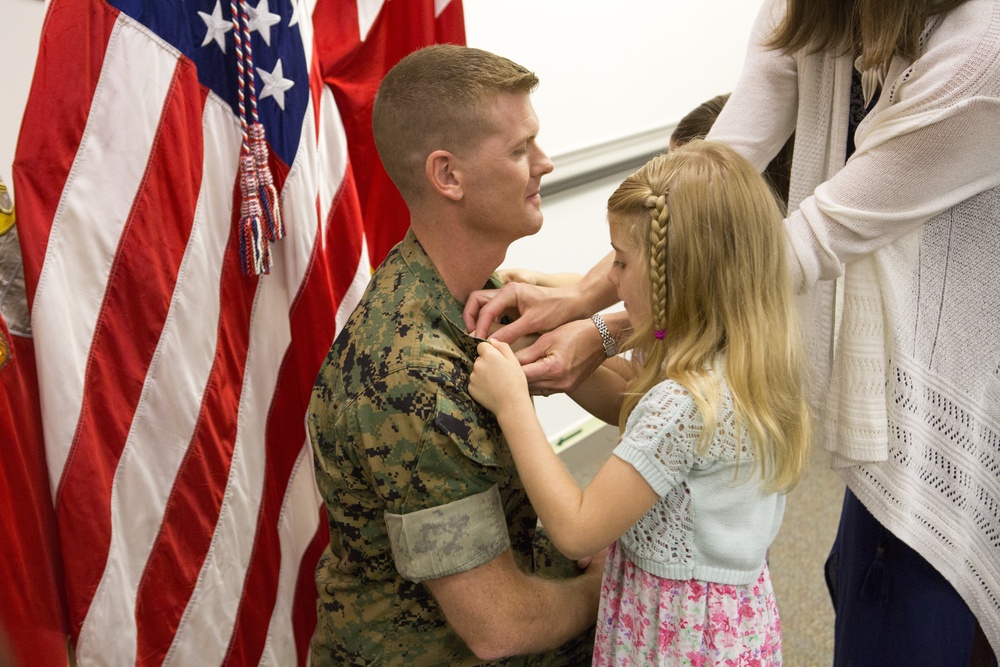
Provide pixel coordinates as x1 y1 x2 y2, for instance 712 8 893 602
248 0 282 46
356 0 385 42
198 0 232 52
258 59 294 110
288 0 303 27
435 0 453 18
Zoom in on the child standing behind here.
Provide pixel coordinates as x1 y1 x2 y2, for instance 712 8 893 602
469 140 811 666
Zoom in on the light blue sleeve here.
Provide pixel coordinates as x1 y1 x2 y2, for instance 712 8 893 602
612 380 699 497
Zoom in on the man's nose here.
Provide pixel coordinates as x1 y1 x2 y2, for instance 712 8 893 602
535 147 554 176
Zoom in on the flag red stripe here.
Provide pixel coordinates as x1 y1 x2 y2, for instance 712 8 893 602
54 59 207 638
13 1 120 307
436 0 467 42
324 169 367 294
131 221 257 664
309 39 325 142
223 169 365 666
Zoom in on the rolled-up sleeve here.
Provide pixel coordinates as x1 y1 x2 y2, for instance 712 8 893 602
386 485 510 582
364 372 512 582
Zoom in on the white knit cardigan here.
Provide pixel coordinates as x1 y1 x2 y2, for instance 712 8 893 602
709 0 1000 652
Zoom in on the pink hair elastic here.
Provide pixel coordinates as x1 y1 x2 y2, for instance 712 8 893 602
654 330 666 340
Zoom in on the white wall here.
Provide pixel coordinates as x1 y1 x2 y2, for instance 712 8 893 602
464 1 759 157
0 0 760 440
0 0 46 187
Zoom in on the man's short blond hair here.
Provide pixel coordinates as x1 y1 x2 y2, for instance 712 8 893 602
372 45 539 201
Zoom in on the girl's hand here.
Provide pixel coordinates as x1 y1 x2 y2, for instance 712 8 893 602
469 339 532 420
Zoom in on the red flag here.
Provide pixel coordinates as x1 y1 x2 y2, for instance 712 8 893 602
11 0 370 663
0 274 69 666
315 0 466 268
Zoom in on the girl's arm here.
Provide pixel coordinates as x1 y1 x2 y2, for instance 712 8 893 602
469 340 658 561
566 356 633 425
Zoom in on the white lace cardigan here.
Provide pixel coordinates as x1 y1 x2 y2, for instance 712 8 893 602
708 0 1000 652
613 378 784 586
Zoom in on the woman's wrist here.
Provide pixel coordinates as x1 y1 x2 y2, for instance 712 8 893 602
590 313 618 357
600 311 630 350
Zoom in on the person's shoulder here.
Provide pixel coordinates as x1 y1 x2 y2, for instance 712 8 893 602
631 371 731 428
921 0 1000 85
330 268 442 379
623 379 699 438
937 0 1000 36
640 378 694 410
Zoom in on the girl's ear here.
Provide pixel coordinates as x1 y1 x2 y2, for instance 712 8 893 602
425 150 463 202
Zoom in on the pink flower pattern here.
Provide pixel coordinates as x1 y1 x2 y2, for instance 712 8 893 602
593 542 782 666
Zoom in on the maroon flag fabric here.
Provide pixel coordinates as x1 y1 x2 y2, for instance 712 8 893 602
315 0 466 268
0 310 69 666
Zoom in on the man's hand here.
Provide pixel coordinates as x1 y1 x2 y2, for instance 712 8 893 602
514 319 607 395
463 282 588 343
575 547 608 573
466 252 619 343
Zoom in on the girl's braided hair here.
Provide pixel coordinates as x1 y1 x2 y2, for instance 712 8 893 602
608 140 811 492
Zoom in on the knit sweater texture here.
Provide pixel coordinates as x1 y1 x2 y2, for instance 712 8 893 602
708 0 1000 652
614 377 785 586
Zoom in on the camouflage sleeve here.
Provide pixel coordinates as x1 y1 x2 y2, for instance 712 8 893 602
373 370 512 581
385 485 510 582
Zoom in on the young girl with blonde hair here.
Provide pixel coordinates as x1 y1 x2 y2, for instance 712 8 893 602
470 140 811 665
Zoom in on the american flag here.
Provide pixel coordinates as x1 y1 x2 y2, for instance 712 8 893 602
7 0 463 664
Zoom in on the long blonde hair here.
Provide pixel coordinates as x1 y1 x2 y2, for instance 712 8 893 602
610 141 810 492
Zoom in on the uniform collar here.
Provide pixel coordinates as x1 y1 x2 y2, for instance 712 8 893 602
397 230 501 358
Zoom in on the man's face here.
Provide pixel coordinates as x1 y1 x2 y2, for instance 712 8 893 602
455 92 553 244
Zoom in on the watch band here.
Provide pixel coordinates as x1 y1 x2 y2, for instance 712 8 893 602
590 313 618 358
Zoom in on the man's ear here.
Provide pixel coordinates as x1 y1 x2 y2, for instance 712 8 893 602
425 150 463 202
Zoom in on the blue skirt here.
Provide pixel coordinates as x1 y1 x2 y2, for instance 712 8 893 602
825 488 996 666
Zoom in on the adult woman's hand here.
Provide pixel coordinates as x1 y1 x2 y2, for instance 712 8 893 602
514 318 609 395
463 282 590 343
464 252 619 342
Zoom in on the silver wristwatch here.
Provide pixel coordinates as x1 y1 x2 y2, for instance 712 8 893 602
590 313 618 358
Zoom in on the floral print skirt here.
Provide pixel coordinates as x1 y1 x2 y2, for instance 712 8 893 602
593 541 782 666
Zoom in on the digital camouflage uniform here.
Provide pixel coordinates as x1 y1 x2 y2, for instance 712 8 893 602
309 230 593 666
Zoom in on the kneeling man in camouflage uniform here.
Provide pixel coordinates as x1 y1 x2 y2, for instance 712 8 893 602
308 45 603 666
